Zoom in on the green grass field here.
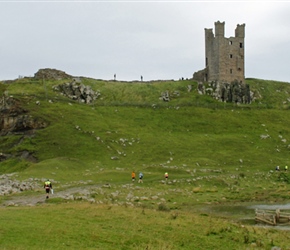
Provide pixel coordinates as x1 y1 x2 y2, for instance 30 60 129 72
1 202 289 250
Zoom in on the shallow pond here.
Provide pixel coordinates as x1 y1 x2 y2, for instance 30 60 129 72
198 202 290 230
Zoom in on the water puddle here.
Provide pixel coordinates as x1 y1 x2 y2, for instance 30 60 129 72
249 203 290 210
200 202 290 230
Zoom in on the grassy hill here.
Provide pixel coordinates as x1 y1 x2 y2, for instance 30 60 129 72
1 75 290 249
1 77 290 178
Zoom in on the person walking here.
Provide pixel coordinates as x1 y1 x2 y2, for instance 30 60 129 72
164 172 169 181
285 165 288 171
138 172 143 183
131 171 136 182
44 179 52 199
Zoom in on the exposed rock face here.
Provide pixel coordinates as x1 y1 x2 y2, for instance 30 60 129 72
197 80 252 104
53 81 101 104
0 96 47 135
34 68 73 80
0 95 47 162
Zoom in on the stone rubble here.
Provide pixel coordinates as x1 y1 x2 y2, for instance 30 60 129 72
53 81 101 104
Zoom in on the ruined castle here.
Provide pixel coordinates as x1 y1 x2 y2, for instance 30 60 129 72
193 21 246 83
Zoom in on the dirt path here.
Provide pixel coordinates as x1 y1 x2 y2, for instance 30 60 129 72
2 186 94 207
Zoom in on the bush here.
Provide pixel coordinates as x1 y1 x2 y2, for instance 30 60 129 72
158 203 170 211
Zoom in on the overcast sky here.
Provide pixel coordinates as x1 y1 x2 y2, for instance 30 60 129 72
1 1 290 82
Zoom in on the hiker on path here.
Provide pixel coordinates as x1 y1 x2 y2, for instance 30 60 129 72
164 172 169 181
131 171 136 182
138 172 143 183
276 166 280 171
44 179 52 199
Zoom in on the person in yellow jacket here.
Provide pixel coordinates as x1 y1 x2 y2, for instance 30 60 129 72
44 179 52 199
164 172 169 181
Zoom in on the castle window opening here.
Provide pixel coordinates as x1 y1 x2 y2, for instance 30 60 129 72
229 54 233 58
240 42 243 48
206 57 208 66
229 41 233 45
230 69 233 74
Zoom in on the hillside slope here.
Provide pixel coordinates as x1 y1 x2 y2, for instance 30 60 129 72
0 74 290 181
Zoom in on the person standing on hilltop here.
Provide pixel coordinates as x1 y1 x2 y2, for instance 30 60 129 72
44 179 52 199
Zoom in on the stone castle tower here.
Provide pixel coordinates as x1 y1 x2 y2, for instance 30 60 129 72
193 21 245 83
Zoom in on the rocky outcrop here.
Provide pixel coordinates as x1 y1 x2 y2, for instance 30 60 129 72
0 95 47 135
34 68 73 80
0 95 47 162
159 90 180 102
0 174 41 196
53 81 101 104
197 80 252 104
